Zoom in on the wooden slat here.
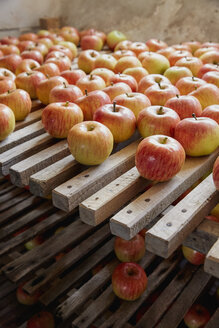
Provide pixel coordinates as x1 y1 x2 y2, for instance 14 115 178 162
52 140 139 212
0 121 45 154
0 187 24 204
0 190 30 213
145 174 218 258
0 133 55 176
110 149 219 240
31 99 44 111
10 140 70 187
14 109 43 131
205 308 219 328
204 238 219 278
0 180 15 195
80 166 152 226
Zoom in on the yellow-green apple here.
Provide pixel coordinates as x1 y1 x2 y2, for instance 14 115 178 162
189 83 219 109
58 40 78 58
49 82 83 103
137 105 180 138
182 41 202 54
174 115 219 156
213 156 219 190
75 89 111 120
157 46 176 59
81 35 103 51
175 56 203 77
27 311 55 328
129 42 149 56
90 67 115 86
200 49 219 64
15 71 46 99
34 62 60 77
201 104 219 124
106 30 127 50
109 73 138 92
17 40 35 53
16 282 40 305
0 68 16 81
0 36 19 46
0 54 22 73
24 235 44 250
67 121 114 165
211 203 219 219
141 52 170 74
135 135 185 181
60 28 80 46
114 234 145 262
47 44 74 60
112 262 147 301
0 104 15 140
15 58 40 75
138 74 171 94
42 101 83 138
60 68 86 85
76 74 106 94
36 76 68 105
78 50 100 74
93 102 136 143
112 92 151 119
0 77 16 94
176 76 207 95
197 63 219 78
182 245 205 264
0 44 20 55
202 71 219 87
164 66 193 85
0 89 31 121
113 49 136 60
145 38 168 52
184 304 210 328
114 40 132 51
45 53 71 72
164 94 202 119
19 32 38 42
144 82 179 106
114 56 142 74
123 66 148 84
168 50 192 66
94 54 117 71
103 82 132 101
21 49 43 64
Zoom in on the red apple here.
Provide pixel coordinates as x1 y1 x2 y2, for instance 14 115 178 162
0 104 15 140
27 43 48 57
142 52 170 74
78 50 100 73
47 44 74 60
135 135 185 181
137 105 180 138
172 44 191 52
58 40 78 58
15 71 46 99
201 104 219 124
60 29 80 46
45 53 71 72
184 304 210 328
114 56 142 74
182 41 202 54
16 282 40 305
67 121 114 165
0 89 31 120
114 40 133 51
200 50 219 64
0 54 22 73
213 156 219 191
197 63 219 78
93 102 136 143
144 82 179 106
36 76 68 105
175 56 203 77
0 77 16 94
94 54 117 71
202 71 219 87
157 46 176 59
34 62 60 77
202 41 219 49
146 38 168 52
103 82 132 101
49 82 83 103
113 49 136 60
19 32 38 42
106 30 127 50
0 44 20 56
176 76 207 95
60 68 86 85
168 50 192 66
109 73 138 92
90 68 115 86
182 245 205 264
79 28 106 44
27 311 55 328
174 115 219 156
129 42 149 56
76 74 106 94
17 40 35 53
0 68 16 81
81 35 103 51
165 95 202 119
0 36 19 46
21 50 44 64
194 46 217 58
138 74 171 94
123 66 148 84
114 234 145 262
42 102 83 138
112 262 147 301
15 58 40 75
164 66 193 85
189 83 219 109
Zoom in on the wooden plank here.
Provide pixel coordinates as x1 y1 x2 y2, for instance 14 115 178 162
52 140 139 212
0 133 55 176
0 121 45 154
204 238 219 278
145 174 218 258
0 190 30 213
205 308 219 328
14 109 43 131
155 268 211 328
80 166 152 226
0 187 24 204
10 140 70 187
110 149 219 240
31 99 44 111
0 180 15 195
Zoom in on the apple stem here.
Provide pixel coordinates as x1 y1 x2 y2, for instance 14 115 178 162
161 137 168 144
90 74 93 81
192 113 197 120
157 106 164 115
110 82 114 86
46 74 50 79
176 94 179 98
64 101 69 107
192 76 195 81
158 82 161 89
113 101 116 112
63 82 67 88
85 89 88 96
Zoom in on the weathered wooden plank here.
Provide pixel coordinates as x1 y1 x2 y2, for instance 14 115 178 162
204 238 219 278
110 149 219 240
10 140 70 187
14 109 43 131
0 190 30 213
0 180 15 195
205 308 219 328
145 174 218 258
0 187 24 204
53 140 139 212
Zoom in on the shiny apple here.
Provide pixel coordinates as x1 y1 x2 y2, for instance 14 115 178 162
168 50 192 66
164 95 202 119
94 54 117 71
78 50 100 74
138 74 171 94
49 82 83 103
197 63 219 78
21 49 44 64
142 52 170 74
0 54 22 73
15 58 40 75
202 71 219 87
184 304 210 328
123 66 148 84
76 74 106 94
90 68 115 86
81 35 103 51
106 30 127 50
103 82 132 101
175 56 203 77
60 68 86 85
175 76 207 95
189 83 219 109
36 76 68 105
114 234 145 262
0 77 16 94
144 82 179 106
201 104 219 124
0 104 15 140
0 89 31 120
164 66 193 85
16 282 40 305
146 38 168 52
109 73 138 92
114 56 142 74
34 62 60 77
15 71 46 99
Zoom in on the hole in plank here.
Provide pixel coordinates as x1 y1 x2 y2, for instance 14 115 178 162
6 266 14 272
181 209 187 213
84 174 89 178
144 198 150 202
67 185 72 189
116 183 119 186
166 222 172 227
95 197 99 200
127 210 132 214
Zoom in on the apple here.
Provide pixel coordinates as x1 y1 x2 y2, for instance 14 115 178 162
37 37 54 50
202 41 219 49
0 104 15 140
189 83 219 109
27 311 55 328
174 115 219 156
138 74 171 94
123 66 148 84
197 63 219 78
141 52 170 74
168 50 192 66
79 28 106 44
60 28 80 46
94 54 117 71
184 304 210 328
0 44 20 55
46 50 68 60
146 38 168 52
36 76 68 105
90 68 115 86
144 82 179 106
194 46 217 58
106 30 127 50
113 49 136 60
15 71 46 99
112 92 151 119
109 73 138 92
103 82 132 102
0 68 16 81
202 71 219 87
213 157 219 191
15 58 40 75
175 56 203 77
24 235 44 250
112 262 147 301
17 40 35 53
137 105 180 138
211 203 219 219
114 56 142 74
67 121 114 165
0 77 16 94
157 46 176 59
164 95 202 120
182 245 205 265
16 282 40 305
27 43 48 57
114 40 133 51
75 89 111 121
164 66 193 85
200 49 219 64
21 50 44 64
19 32 38 42
93 102 136 143
49 82 83 103
81 35 103 51
0 36 19 46
76 74 106 94
182 41 202 54
175 76 207 95
172 44 191 52
202 104 219 124
47 44 74 60
58 40 78 58
42 102 83 138
0 54 22 73
45 53 71 72
78 50 100 74
114 234 145 262
60 68 86 85
34 62 60 77
135 135 185 181
129 42 149 56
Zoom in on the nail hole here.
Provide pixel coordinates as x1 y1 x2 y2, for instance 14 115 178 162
181 209 187 213
166 222 172 227
67 185 72 189
144 198 150 202
84 174 89 178
116 183 119 186
95 197 99 200
6 266 14 272
127 210 132 214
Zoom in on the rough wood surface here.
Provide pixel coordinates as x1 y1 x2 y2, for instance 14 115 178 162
204 238 219 278
0 190 30 213
14 109 43 131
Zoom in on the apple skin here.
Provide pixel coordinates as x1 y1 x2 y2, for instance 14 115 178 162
0 104 15 140
168 50 192 66
137 105 180 138
24 235 44 250
113 49 136 60
42 102 83 138
60 69 86 85
164 95 202 120
0 77 16 94
123 66 148 84
184 304 210 328
21 50 44 65
146 38 168 52
49 83 83 103
36 76 68 105
0 36 19 46
67 121 114 165
164 66 193 85
15 71 46 99
90 68 115 86
175 56 203 77
135 135 185 182
174 116 219 156
76 74 106 94
112 262 147 301
114 40 133 51
175 77 207 95
109 73 138 92
114 234 145 262
200 50 219 64
189 83 219 110
16 282 40 305
0 44 20 56
194 46 217 58
106 30 127 50
202 71 219 88
182 245 205 265
58 40 78 58
15 58 40 75
114 56 142 74
78 50 100 74
0 54 22 73
157 46 176 59
144 82 179 106
213 156 219 191
138 74 171 94
19 32 38 42
27 311 55 328
45 54 71 72
81 35 103 51
47 44 74 60
103 82 132 102
183 41 202 54
94 54 117 71
201 104 219 124
197 63 219 78
0 68 16 81
34 62 60 78
93 103 136 143
142 52 170 75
